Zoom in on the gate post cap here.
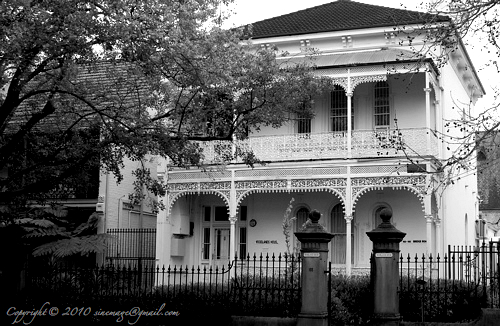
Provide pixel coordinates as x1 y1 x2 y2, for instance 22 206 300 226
309 210 321 223
380 208 392 223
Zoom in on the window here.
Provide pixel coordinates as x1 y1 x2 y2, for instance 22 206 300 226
214 206 229 221
239 227 247 258
330 85 353 132
204 206 211 222
239 206 247 221
374 81 390 127
295 207 310 231
202 228 211 260
297 113 311 134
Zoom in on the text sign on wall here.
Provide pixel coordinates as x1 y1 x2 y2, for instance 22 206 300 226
303 252 320 258
255 240 278 244
375 253 393 258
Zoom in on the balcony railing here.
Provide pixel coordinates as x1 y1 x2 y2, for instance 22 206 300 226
199 128 438 164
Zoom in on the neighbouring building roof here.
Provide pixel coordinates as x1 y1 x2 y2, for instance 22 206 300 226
246 0 450 39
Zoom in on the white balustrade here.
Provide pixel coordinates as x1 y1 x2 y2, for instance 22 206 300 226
198 128 438 164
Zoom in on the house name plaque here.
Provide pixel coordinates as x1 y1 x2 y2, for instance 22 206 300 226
374 253 393 258
303 253 320 258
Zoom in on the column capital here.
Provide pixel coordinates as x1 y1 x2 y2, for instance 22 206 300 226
423 87 432 93
425 214 434 223
229 216 237 224
434 216 441 226
344 215 354 222
346 92 353 97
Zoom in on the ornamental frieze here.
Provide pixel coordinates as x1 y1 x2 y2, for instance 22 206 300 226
351 176 426 187
350 176 428 209
291 178 346 188
167 181 231 192
235 180 288 189
350 75 387 89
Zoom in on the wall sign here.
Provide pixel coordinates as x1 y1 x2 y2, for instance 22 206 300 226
375 253 393 258
255 240 278 244
303 252 320 258
249 219 257 227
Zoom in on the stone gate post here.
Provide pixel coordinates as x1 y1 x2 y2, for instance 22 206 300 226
366 208 406 326
295 210 334 326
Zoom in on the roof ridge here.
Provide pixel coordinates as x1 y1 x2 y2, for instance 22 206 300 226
246 1 450 39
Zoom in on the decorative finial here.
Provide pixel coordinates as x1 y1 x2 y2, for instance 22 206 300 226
380 208 393 224
309 210 321 223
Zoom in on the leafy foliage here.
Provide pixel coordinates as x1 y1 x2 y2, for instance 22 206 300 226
3 206 110 258
0 0 332 216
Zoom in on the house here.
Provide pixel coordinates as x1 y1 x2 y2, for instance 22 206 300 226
155 0 484 274
0 62 158 268
477 131 500 241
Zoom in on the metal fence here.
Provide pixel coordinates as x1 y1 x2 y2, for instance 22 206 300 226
25 253 302 318
105 228 156 268
399 241 500 323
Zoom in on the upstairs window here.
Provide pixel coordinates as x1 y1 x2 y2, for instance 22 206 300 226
296 113 311 134
330 85 353 132
374 81 390 128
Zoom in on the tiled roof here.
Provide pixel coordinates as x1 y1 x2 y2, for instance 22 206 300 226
247 0 450 39
8 61 149 132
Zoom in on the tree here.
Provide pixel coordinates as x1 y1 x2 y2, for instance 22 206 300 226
0 0 331 219
380 0 499 194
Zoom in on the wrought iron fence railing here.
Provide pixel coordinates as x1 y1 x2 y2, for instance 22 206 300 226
24 253 302 318
399 241 500 323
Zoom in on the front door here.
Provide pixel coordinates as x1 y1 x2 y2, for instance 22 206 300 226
214 228 230 263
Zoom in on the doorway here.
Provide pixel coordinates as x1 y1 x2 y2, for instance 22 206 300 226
214 228 230 262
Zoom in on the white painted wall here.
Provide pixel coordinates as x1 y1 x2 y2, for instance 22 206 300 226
164 189 429 267
98 156 158 232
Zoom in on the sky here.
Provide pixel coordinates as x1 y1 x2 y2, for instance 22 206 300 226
222 0 498 112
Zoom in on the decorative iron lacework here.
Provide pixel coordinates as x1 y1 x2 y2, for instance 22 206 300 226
235 167 347 178
235 180 288 189
235 178 347 206
167 181 231 191
351 165 407 174
290 178 346 187
351 175 426 186
316 63 425 79
167 189 231 215
168 170 231 181
351 75 387 89
351 176 427 211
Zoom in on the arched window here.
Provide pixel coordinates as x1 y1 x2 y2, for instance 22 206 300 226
373 204 392 227
295 207 310 231
374 81 390 128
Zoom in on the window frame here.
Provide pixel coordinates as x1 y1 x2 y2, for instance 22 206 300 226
373 81 391 128
330 85 353 132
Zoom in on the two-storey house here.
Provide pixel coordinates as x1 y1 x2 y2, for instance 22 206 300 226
155 0 484 274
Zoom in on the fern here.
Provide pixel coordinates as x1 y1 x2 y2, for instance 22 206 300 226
33 234 113 257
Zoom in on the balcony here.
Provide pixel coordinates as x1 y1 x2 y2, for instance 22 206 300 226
199 128 439 164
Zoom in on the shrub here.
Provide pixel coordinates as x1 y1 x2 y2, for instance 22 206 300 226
399 276 485 323
328 274 372 325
